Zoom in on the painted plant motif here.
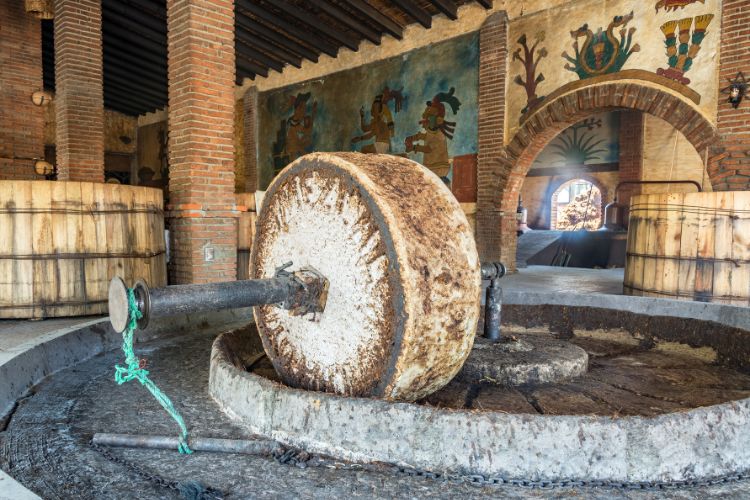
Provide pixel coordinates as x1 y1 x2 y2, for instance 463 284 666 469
562 12 640 80
272 92 318 173
351 86 405 154
405 88 461 184
655 0 705 13
513 31 548 118
657 15 714 85
549 117 607 165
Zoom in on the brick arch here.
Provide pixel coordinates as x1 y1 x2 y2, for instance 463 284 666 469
477 79 723 266
502 82 721 210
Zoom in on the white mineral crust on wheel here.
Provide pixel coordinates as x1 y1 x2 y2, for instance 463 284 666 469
251 152 481 401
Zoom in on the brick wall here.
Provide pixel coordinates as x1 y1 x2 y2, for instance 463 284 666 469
712 0 750 191
242 87 258 193
167 0 237 284
0 1 45 180
618 111 644 205
54 0 105 182
476 11 512 266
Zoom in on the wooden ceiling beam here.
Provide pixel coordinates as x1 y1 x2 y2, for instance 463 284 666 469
104 58 167 92
104 77 167 106
236 24 302 68
237 57 269 78
119 0 166 20
236 40 285 73
104 57 167 87
236 11 319 63
103 21 167 62
342 0 403 40
103 44 166 77
102 0 166 36
429 0 458 20
237 0 339 58
391 0 431 28
104 93 161 116
272 0 360 52
103 75 167 103
237 67 256 84
102 11 166 49
308 0 381 46
474 0 493 8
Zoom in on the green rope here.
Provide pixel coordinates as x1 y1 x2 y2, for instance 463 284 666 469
114 288 193 454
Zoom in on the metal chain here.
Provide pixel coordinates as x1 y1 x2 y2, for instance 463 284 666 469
90 442 225 499
92 439 750 493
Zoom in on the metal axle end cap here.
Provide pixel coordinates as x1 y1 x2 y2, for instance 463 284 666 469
108 277 130 334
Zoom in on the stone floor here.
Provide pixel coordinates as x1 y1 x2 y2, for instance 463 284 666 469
3 266 748 499
3 328 750 499
500 265 625 295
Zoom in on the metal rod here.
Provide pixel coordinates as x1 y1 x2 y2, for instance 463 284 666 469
108 265 329 333
139 278 295 327
93 433 284 455
484 278 503 342
480 262 506 342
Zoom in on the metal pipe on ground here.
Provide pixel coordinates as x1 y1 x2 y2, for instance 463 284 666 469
93 433 284 455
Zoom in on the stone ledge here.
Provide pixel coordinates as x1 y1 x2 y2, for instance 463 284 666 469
210 295 750 483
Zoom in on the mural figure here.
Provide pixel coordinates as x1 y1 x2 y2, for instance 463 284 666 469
549 118 607 165
655 0 705 13
405 88 461 184
657 15 714 85
562 12 640 80
351 86 405 154
272 92 317 173
512 31 548 119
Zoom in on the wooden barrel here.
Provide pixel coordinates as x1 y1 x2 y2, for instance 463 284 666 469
624 192 750 306
235 192 257 280
0 181 167 318
252 153 481 401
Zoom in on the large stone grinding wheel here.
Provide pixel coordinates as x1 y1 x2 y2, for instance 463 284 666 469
251 153 481 401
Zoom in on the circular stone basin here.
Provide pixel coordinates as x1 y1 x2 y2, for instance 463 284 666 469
209 295 750 484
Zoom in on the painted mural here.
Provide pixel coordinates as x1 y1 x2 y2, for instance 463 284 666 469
532 112 620 170
257 33 479 189
657 14 714 85
512 32 548 115
562 11 641 80
506 0 721 138
655 0 705 13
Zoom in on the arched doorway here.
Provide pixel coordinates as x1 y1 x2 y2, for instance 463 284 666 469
476 79 724 267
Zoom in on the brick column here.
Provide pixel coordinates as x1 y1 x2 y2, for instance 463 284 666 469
0 2 45 180
712 0 750 191
476 12 514 266
242 87 258 192
54 0 105 182
618 111 645 206
167 0 237 284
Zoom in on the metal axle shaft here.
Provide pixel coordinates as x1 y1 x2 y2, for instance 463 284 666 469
108 263 329 333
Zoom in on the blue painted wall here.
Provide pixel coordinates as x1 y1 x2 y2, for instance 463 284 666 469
257 32 479 189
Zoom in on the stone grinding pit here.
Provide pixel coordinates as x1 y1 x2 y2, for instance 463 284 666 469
209 301 750 484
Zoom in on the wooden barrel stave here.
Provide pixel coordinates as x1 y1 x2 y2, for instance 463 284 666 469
624 192 750 306
0 180 167 319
